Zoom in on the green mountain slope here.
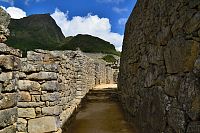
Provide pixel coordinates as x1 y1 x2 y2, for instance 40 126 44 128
60 34 119 55
6 14 120 56
6 14 65 53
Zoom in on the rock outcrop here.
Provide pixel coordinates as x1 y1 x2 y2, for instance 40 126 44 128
119 0 200 133
0 7 10 42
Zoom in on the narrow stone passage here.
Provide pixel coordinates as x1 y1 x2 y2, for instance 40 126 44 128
65 85 136 133
66 101 135 133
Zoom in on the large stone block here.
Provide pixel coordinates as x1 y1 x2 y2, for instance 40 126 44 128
0 125 16 133
0 107 17 128
18 108 36 118
0 93 17 110
0 43 21 57
27 72 57 80
41 92 60 102
0 72 13 82
164 38 199 74
41 81 59 91
42 106 61 115
167 108 186 132
28 116 58 133
18 80 40 91
17 118 27 132
0 55 21 70
19 91 31 102
21 62 59 72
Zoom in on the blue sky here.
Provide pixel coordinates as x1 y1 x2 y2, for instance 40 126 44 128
0 0 137 50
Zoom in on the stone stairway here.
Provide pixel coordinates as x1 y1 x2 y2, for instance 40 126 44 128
86 86 118 101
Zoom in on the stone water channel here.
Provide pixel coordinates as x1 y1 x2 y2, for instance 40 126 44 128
64 85 136 133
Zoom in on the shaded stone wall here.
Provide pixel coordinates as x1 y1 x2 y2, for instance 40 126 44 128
119 0 200 133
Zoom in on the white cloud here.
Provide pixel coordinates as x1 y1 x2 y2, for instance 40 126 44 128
0 0 14 6
1 6 26 19
96 0 124 4
112 7 128 14
51 9 123 51
118 18 127 25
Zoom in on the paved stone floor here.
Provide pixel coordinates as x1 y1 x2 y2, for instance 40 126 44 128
66 101 136 133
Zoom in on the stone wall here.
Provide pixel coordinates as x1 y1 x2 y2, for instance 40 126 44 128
0 43 21 133
119 0 200 133
16 49 97 133
0 43 116 133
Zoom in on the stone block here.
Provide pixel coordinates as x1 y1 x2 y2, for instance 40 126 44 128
0 107 17 128
21 62 58 72
18 108 36 119
164 38 199 73
0 125 16 133
41 92 60 102
186 121 200 133
0 72 13 82
19 91 31 102
27 72 57 80
18 80 40 91
31 95 40 102
41 81 58 91
0 43 21 57
0 55 21 70
42 106 61 115
17 118 27 132
0 93 17 110
167 108 185 133
2 79 17 92
164 75 180 97
28 116 58 133
17 102 45 108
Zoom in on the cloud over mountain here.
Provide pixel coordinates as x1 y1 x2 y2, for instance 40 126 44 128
51 9 123 51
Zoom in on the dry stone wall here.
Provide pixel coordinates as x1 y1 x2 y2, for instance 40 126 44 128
119 0 200 133
0 42 117 133
0 43 21 133
17 49 97 133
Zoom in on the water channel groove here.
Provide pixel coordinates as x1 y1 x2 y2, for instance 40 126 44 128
64 86 136 133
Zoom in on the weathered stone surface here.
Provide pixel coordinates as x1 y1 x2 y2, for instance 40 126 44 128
0 125 16 133
193 56 200 77
164 75 180 97
0 7 10 42
41 92 60 102
186 121 200 133
19 91 31 102
168 108 186 132
41 81 59 91
27 72 57 80
18 80 40 91
17 118 27 132
17 102 45 108
42 106 61 115
0 107 17 128
0 43 21 57
118 0 200 133
18 108 36 118
0 72 13 82
164 39 199 73
0 93 17 110
20 61 58 72
0 55 21 70
28 116 58 133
